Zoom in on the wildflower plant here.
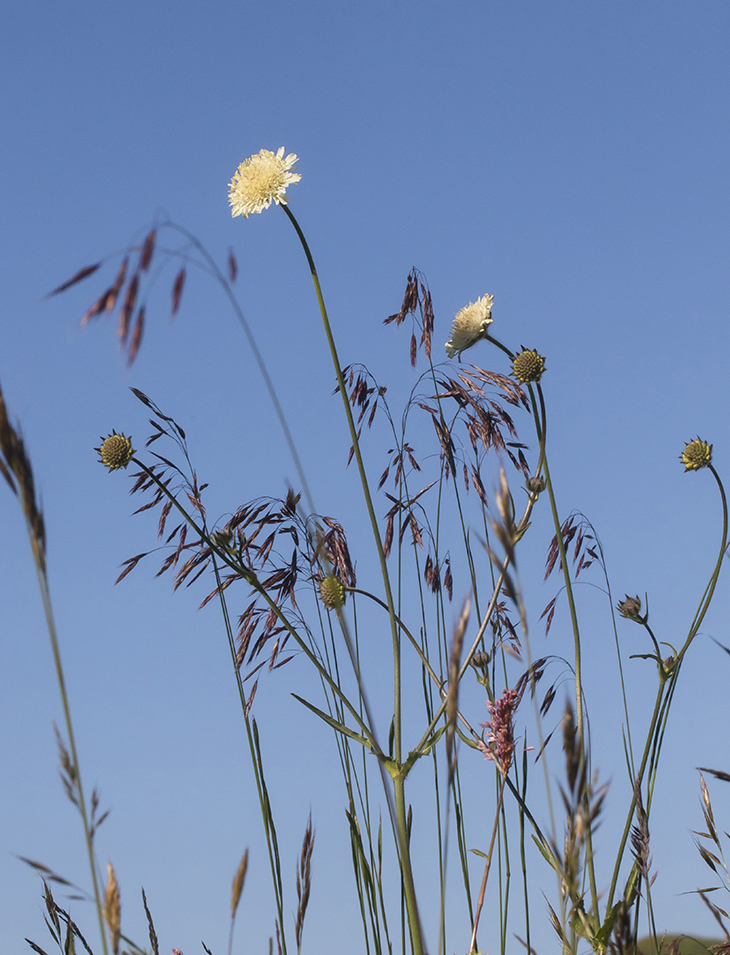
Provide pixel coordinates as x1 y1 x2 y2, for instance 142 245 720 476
6 146 730 955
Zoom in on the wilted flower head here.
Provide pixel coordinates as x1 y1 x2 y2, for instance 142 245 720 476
511 348 546 384
228 147 301 219
96 431 134 471
680 437 712 472
478 687 520 775
617 594 643 620
445 294 494 359
211 527 234 550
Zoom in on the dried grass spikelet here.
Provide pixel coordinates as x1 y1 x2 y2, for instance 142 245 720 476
446 597 471 783
0 380 46 569
230 849 249 920
295 815 315 953
103 861 121 955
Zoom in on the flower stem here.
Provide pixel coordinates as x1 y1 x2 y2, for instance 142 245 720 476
281 204 424 955
469 775 507 954
524 380 599 927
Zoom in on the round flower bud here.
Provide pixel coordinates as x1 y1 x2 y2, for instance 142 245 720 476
680 437 712 472
97 432 134 471
320 574 345 611
526 475 546 495
471 651 492 670
511 348 546 384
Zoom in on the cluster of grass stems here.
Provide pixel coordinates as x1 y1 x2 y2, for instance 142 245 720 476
3 189 730 955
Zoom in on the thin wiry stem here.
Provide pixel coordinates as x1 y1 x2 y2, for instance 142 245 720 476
469 775 507 954
33 561 109 955
532 381 599 917
208 551 289 955
166 221 317 515
0 385 109 955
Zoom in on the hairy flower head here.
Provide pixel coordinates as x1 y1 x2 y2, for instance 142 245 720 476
228 148 301 218
511 348 546 384
445 294 494 359
96 431 134 471
680 437 712 472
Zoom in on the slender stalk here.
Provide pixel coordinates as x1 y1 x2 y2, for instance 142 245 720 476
32 557 109 955
605 672 668 912
1 382 111 955
531 383 599 916
681 464 728 654
469 775 507 954
208 553 289 954
280 204 424 955
166 221 316 515
606 464 728 913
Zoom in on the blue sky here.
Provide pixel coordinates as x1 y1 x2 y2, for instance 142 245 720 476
2 2 730 953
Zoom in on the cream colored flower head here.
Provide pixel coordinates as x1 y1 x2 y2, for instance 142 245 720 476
445 294 494 359
228 147 301 219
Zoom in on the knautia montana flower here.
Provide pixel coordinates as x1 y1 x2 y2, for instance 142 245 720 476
478 687 520 775
680 437 712 472
96 431 134 471
228 147 301 219
445 294 494 359
511 347 546 384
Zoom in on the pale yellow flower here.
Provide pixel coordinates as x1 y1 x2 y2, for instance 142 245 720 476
228 147 301 218
445 294 494 359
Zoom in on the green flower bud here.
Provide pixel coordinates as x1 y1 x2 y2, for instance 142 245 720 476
320 574 345 611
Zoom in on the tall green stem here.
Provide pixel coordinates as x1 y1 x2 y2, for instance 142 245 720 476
281 204 424 955
531 384 598 915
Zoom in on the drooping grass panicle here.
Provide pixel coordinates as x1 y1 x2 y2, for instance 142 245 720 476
0 381 46 571
102 863 121 955
295 816 315 955
384 267 434 365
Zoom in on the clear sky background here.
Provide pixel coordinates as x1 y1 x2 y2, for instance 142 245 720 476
2 2 730 953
